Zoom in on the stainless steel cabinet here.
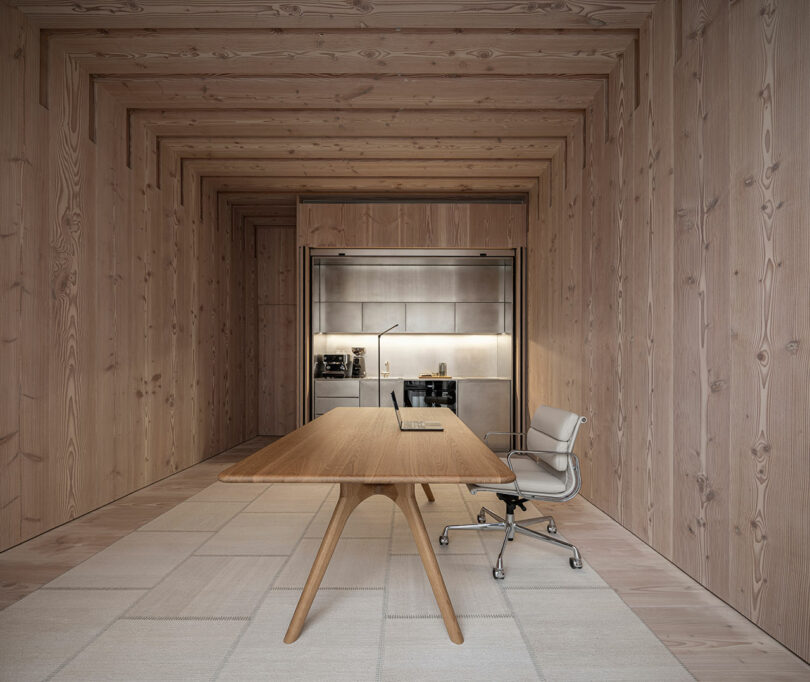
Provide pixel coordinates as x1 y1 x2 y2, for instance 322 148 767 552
360 379 404 407
405 303 455 332
454 302 505 334
320 302 362 333
457 379 512 452
362 302 405 333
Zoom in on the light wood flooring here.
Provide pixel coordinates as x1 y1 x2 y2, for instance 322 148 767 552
1 436 807 681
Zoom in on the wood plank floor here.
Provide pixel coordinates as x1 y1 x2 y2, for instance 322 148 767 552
1 436 807 680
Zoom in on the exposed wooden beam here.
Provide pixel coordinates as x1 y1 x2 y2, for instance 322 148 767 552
13 1 657 30
96 74 604 109
131 109 585 138
48 29 634 76
159 136 565 159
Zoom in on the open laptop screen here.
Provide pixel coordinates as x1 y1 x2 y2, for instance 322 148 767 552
390 391 403 428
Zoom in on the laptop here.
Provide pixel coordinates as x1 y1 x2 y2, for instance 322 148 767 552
391 391 444 431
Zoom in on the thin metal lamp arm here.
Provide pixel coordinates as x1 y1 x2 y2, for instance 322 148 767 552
377 324 399 406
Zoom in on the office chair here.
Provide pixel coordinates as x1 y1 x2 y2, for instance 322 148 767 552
439 405 586 578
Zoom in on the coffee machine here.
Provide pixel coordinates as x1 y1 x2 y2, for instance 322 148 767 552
322 353 349 379
351 347 366 378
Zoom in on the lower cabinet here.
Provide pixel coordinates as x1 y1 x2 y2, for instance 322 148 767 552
457 379 512 452
360 379 404 407
313 379 359 418
313 378 405 416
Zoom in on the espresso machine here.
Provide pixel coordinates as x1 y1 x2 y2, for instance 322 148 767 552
322 353 349 379
351 347 366 378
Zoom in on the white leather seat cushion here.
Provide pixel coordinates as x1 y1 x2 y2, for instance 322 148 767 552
473 456 569 496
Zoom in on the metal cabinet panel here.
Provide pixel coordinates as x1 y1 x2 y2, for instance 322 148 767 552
359 379 404 407
321 264 503 303
362 302 405 333
320 302 362 332
454 302 504 333
311 301 321 333
405 303 455 332
457 379 512 452
315 397 360 413
314 379 359 397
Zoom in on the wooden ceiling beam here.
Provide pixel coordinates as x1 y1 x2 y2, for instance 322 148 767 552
183 158 551 178
14 1 657 30
132 108 584 139
205 176 538 194
158 136 565 160
48 29 633 76
96 74 604 109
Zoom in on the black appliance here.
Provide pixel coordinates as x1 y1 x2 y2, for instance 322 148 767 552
403 380 457 413
351 347 366 378
322 353 349 379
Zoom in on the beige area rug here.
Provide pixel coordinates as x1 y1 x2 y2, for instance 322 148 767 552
0 482 694 681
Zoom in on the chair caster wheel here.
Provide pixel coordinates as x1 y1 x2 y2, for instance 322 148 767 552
477 513 486 523
547 524 557 534
569 557 583 569
492 568 505 580
439 535 449 546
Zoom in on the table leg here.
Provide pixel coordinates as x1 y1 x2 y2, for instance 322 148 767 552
421 483 436 502
283 483 373 644
390 484 464 645
284 482 462 645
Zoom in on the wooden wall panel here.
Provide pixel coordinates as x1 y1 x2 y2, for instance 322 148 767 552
581 0 810 663
258 305 297 436
257 228 296 306
298 202 527 249
16 7 49 544
0 5 253 553
0 4 26 547
256 216 298 436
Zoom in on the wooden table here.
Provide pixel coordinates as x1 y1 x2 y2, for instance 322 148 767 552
219 406 515 645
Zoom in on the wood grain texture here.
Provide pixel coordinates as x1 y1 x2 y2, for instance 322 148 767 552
282 481 464 645
579 0 810 663
133 109 584 140
97 75 603 110
257 300 296 435
298 201 527 249
257 227 296 306
219 407 515 484
10 1 657 30
54 29 633 76
0 4 26 548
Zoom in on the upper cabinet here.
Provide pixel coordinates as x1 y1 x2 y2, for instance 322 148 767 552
312 252 513 334
454 303 505 333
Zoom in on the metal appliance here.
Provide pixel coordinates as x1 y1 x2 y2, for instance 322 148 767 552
404 380 457 413
322 353 349 379
313 354 325 378
351 347 366 378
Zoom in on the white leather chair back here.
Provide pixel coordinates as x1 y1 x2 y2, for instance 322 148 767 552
526 405 584 472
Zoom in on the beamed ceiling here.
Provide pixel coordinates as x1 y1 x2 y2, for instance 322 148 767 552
11 0 654 226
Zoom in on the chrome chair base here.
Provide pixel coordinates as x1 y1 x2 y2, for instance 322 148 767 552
439 506 583 578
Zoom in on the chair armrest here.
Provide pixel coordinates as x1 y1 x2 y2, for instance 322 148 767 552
483 432 525 447
501 449 582 502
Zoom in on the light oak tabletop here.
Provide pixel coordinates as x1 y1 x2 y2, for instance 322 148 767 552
219 407 516 484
